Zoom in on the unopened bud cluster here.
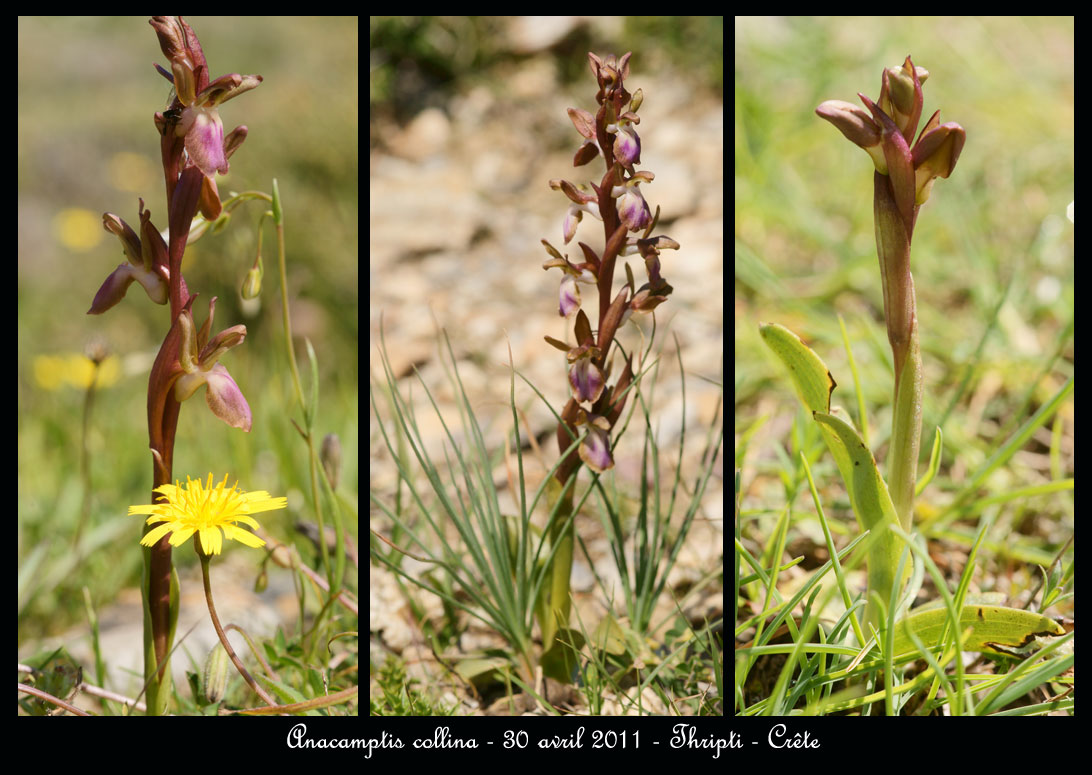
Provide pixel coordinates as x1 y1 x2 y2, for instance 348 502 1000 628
815 55 965 230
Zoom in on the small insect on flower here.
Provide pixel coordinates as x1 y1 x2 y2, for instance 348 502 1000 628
161 86 183 136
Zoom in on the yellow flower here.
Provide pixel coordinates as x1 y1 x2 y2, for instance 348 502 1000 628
33 353 120 391
129 474 287 556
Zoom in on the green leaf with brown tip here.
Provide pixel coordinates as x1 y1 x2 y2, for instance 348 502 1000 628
892 604 1066 658
758 322 835 414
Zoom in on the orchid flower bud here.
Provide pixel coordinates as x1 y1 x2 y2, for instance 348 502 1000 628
879 57 928 141
611 171 654 232
542 240 596 318
815 100 887 174
911 114 965 205
606 114 641 167
89 205 170 314
241 254 263 300
551 178 602 243
173 297 252 431
574 408 613 473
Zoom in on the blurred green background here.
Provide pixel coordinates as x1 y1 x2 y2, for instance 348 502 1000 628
18 17 358 642
369 15 723 120
736 17 1073 483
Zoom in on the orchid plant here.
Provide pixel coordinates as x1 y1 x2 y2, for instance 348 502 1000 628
538 50 680 657
371 50 722 708
87 16 267 715
748 56 1070 712
15 16 357 717
816 56 963 542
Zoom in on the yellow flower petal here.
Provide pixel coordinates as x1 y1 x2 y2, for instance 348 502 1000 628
128 473 286 555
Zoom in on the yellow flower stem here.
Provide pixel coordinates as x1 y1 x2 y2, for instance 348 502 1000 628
272 181 338 603
198 551 279 709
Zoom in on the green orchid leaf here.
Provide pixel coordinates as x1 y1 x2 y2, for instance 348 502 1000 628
758 322 835 414
758 322 899 534
892 604 1066 658
813 410 906 623
760 321 907 625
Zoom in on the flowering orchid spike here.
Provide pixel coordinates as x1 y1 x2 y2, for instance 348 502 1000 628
536 50 679 660
150 16 262 181
90 14 269 717
818 57 964 240
544 51 678 468
815 57 965 562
